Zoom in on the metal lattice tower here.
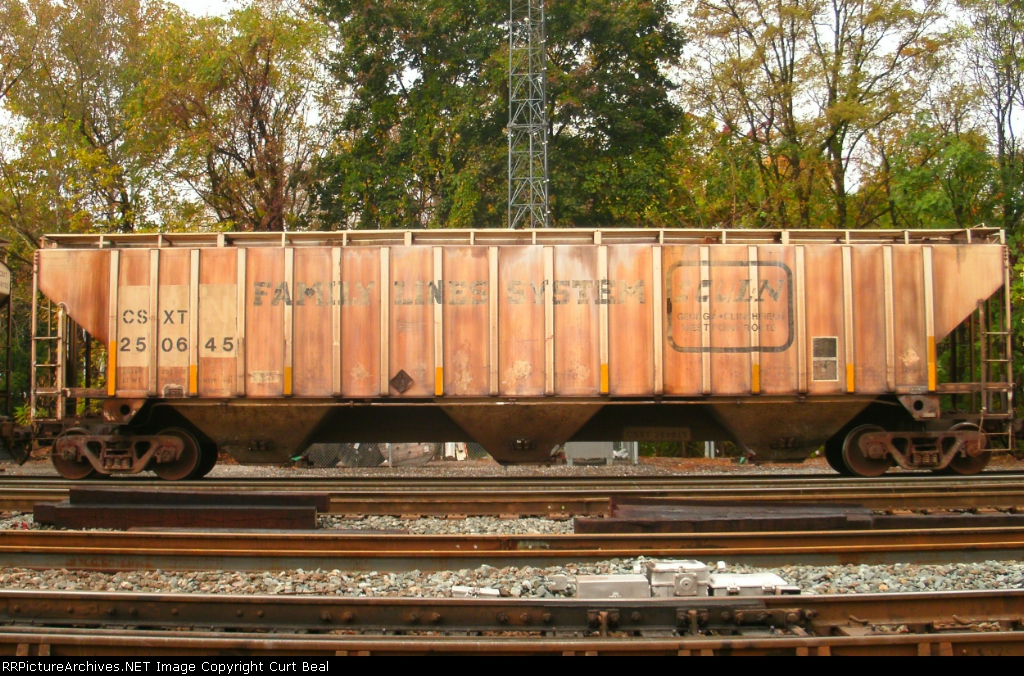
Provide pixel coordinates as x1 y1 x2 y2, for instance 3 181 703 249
508 0 550 229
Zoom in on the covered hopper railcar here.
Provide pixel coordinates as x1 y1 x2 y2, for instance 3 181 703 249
27 228 1014 479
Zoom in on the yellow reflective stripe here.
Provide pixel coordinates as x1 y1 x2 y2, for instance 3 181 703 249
752 363 761 394
188 364 197 396
600 363 609 394
927 336 937 392
283 366 293 396
108 342 117 396
847 363 856 393
435 367 444 396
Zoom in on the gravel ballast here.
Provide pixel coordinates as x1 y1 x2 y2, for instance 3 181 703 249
0 512 576 535
0 558 1021 598
318 515 574 535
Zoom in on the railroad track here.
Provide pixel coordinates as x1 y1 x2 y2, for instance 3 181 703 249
4 475 1024 656
4 473 1024 514
1 589 1022 656
4 629 1019 656
5 525 1024 571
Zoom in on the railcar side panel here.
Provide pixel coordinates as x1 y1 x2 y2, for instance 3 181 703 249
292 247 333 397
554 245 600 396
932 245 1005 339
663 245 702 395
442 246 489 397
245 247 285 397
499 246 544 396
756 245 797 395
38 249 110 343
804 246 845 395
156 249 191 397
892 246 928 391
389 245 435 397
709 245 752 395
607 244 654 396
851 246 888 393
116 249 153 394
340 247 381 397
198 248 237 398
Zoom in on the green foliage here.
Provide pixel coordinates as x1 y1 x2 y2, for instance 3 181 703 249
890 131 996 229
683 0 951 230
313 0 684 229
545 0 685 227
151 2 329 231
867 110 998 230
3 0 179 235
12 403 29 428
312 0 507 229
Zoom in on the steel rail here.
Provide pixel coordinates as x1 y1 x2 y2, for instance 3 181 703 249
4 475 1024 514
5 470 1024 486
0 589 1023 655
3 628 1021 656
5 526 1024 571
3 488 1022 514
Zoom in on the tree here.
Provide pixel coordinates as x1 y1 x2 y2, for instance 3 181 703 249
684 0 823 228
153 2 329 232
961 0 1024 235
886 116 996 229
809 0 946 228
681 0 948 229
3 0 177 234
313 0 684 229
545 0 685 227
958 0 1024 400
668 115 777 228
0 0 36 105
858 71 997 230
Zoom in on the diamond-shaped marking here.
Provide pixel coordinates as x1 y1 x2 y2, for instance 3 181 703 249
390 370 414 394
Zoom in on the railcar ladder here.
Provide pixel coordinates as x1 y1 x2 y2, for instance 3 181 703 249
978 291 1014 450
29 292 65 424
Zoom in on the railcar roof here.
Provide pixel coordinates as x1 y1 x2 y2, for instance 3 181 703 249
39 227 1005 249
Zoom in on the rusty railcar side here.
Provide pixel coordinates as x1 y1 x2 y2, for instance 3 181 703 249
32 228 1013 479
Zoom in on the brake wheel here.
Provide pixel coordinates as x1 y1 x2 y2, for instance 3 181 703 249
842 424 893 478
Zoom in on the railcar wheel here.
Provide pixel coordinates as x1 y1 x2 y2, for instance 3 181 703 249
51 451 96 480
153 428 202 481
51 430 97 480
841 424 892 478
824 438 853 475
942 423 990 476
193 443 218 479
